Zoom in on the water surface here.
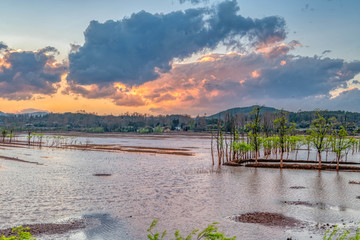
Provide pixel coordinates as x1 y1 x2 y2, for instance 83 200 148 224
1 134 360 239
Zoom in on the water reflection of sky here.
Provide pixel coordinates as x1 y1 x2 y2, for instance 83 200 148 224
1 134 360 239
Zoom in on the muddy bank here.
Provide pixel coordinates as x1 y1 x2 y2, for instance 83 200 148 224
68 144 194 156
0 140 195 156
0 155 43 165
234 212 302 228
225 158 360 165
245 163 360 172
93 173 112 177
224 159 360 172
349 180 360 184
44 131 212 139
0 219 85 237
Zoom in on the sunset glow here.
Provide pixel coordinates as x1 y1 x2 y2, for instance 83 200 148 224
0 0 359 115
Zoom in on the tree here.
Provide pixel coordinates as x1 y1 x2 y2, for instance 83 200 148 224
308 113 333 169
332 126 353 171
1 129 7 143
273 111 288 168
246 107 262 164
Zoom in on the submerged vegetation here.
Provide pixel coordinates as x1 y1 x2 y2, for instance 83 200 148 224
211 106 360 170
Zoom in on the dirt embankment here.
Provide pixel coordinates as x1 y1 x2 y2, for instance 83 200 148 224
68 144 195 156
234 212 302 228
0 140 195 157
224 159 360 172
0 220 85 237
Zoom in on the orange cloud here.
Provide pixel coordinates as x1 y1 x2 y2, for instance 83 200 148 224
251 70 260 78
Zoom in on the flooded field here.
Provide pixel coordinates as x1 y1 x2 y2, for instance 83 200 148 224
1 133 360 239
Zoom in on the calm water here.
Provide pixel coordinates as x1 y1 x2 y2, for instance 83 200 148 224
1 134 360 239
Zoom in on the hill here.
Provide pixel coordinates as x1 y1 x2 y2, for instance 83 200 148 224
208 105 280 120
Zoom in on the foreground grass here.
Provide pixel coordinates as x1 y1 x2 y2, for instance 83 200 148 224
147 220 236 240
323 224 360 240
0 226 35 240
2 221 360 239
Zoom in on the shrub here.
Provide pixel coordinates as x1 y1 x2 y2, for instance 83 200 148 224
0 226 35 240
147 219 236 240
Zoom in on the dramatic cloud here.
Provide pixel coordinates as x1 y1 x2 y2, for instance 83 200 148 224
65 37 360 114
63 82 146 107
0 45 66 100
327 88 360 112
67 0 286 86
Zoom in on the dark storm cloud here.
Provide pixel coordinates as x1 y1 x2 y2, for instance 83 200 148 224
0 42 8 51
243 56 360 99
64 81 146 106
69 43 81 53
138 45 360 112
0 46 66 100
67 0 286 86
63 82 117 99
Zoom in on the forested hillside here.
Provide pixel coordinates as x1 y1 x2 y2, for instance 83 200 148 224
0 106 359 133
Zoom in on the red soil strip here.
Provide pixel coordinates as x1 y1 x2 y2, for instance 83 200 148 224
68 144 194 156
349 181 360 184
0 220 85 237
234 212 302 228
0 155 43 165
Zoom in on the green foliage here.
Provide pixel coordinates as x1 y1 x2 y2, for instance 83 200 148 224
323 224 360 240
273 111 288 153
154 126 164 133
0 226 35 240
147 220 236 240
246 107 262 161
85 127 105 133
308 113 334 154
233 142 251 153
332 126 353 162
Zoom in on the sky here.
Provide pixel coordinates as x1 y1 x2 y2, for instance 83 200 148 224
0 0 360 116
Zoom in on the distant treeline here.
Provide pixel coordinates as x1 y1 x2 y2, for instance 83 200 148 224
0 107 359 133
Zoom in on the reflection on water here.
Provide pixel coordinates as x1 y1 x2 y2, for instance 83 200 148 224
1 134 360 240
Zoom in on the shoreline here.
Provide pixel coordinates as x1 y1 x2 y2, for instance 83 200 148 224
0 219 85 238
224 159 360 172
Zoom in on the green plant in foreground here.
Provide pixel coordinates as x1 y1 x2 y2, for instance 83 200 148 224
323 224 360 240
147 219 236 240
0 226 35 240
